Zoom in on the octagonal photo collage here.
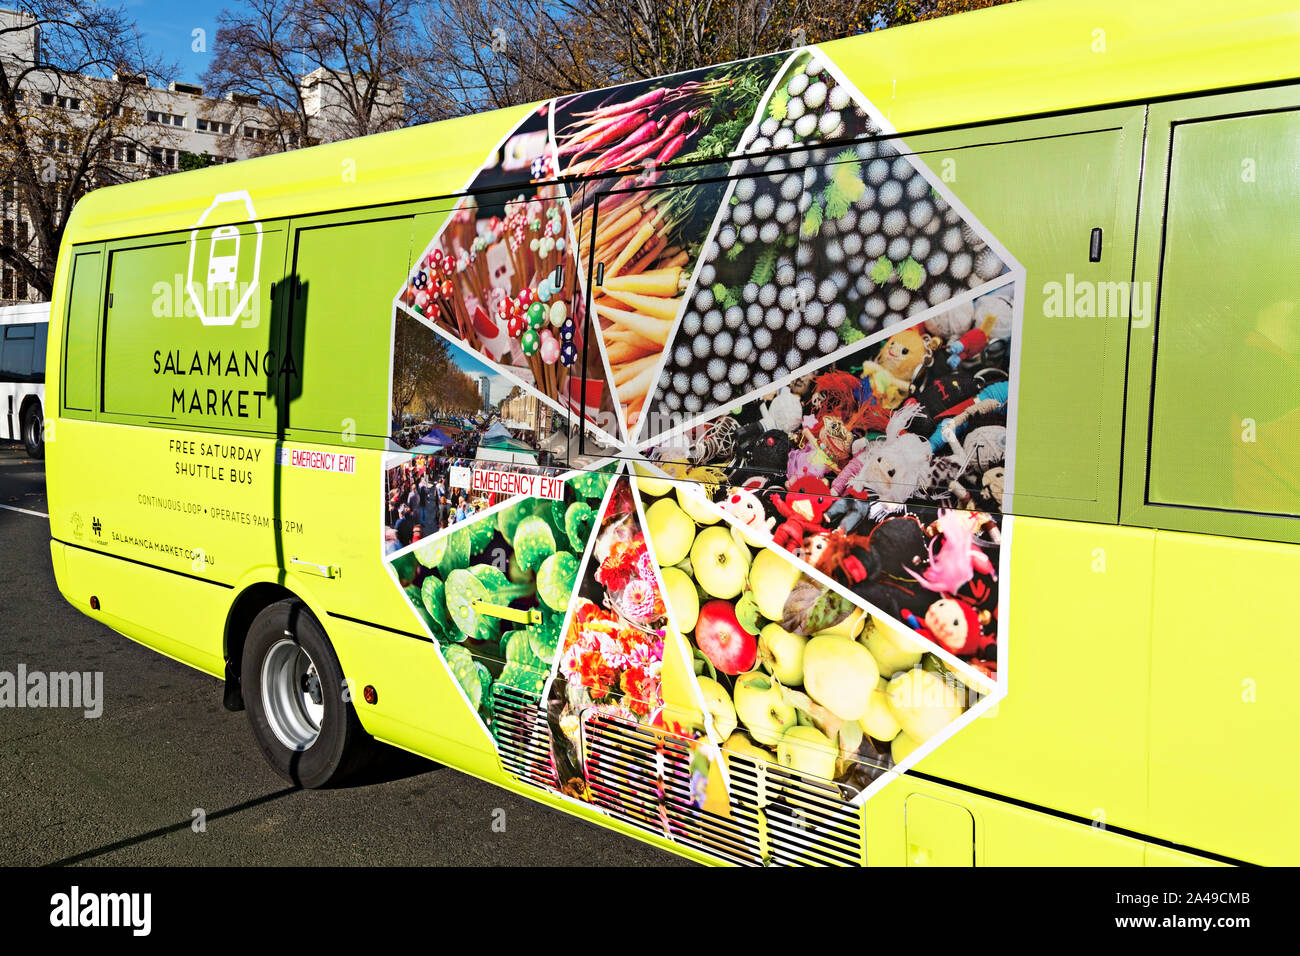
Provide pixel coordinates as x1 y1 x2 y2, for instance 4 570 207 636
378 47 1023 826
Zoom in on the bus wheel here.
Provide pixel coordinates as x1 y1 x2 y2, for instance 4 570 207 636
241 599 373 788
22 404 43 459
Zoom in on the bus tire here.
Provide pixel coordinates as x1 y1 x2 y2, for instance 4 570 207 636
21 403 43 459
241 599 373 788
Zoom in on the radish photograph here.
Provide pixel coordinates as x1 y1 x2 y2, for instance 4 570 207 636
554 57 784 432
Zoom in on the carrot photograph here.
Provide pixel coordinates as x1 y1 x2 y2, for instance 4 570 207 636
553 59 781 432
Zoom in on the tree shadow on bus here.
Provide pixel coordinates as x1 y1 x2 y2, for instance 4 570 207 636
269 274 301 584
265 278 446 792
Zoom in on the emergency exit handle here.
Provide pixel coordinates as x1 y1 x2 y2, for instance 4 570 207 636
290 557 340 579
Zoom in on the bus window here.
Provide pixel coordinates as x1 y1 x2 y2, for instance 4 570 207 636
900 118 1141 524
1145 109 1300 518
1 324 38 382
63 249 103 412
101 230 286 433
283 216 413 443
34 323 46 376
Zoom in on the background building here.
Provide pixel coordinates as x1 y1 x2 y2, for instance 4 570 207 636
0 6 402 305
498 386 553 437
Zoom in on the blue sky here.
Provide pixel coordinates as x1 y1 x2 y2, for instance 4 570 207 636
127 0 516 406
127 0 237 85
446 336 513 405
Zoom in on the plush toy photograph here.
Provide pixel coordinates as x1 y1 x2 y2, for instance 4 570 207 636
644 282 1015 680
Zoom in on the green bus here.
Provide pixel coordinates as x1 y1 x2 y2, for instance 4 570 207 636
45 0 1299 865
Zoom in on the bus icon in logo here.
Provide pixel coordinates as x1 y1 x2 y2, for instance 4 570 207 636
206 225 241 288
186 190 263 326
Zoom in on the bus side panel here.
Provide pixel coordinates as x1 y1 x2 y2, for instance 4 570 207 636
46 419 419 636
52 526 509 782
51 536 597 820
54 540 226 678
47 412 506 777
324 616 499 772
912 516 1155 833
1148 531 1300 866
864 774 1147 866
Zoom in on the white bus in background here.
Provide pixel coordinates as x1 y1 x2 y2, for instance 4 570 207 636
0 302 49 458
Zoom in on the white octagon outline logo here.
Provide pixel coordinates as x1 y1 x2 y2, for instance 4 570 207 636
186 190 263 327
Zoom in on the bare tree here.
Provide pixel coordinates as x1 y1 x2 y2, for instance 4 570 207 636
406 0 1019 120
404 0 618 123
556 0 795 81
203 0 410 154
0 1 174 300
392 311 480 424
552 0 1020 81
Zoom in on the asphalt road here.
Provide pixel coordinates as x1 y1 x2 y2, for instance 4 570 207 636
0 444 686 867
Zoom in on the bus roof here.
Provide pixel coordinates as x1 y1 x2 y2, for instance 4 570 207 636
62 0 1299 246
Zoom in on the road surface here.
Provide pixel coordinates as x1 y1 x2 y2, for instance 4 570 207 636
0 445 685 866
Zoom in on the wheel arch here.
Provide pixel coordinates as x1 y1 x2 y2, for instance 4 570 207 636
225 574 378 787
221 578 327 711
19 394 43 455
18 392 42 422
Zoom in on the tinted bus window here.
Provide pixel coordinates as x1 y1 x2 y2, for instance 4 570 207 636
1147 109 1300 517
101 230 286 432
35 323 46 376
1 324 40 382
63 249 103 411
284 216 412 442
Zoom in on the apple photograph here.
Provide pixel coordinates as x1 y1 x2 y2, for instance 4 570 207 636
395 103 621 434
638 473 981 793
640 283 1016 679
385 468 614 736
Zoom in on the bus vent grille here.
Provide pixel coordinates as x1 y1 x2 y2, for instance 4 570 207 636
582 714 864 867
490 685 557 790
582 714 759 866
727 759 865 867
